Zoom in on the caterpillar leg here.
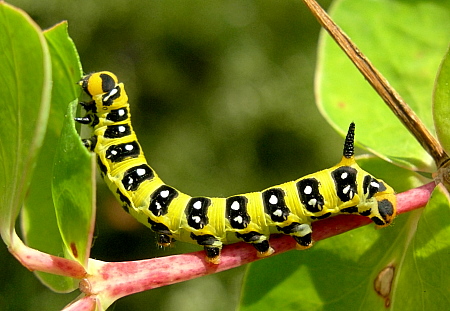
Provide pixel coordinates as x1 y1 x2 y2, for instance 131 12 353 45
236 231 275 258
293 233 313 250
278 222 313 250
190 233 223 264
147 218 176 247
157 233 174 248
74 116 92 124
76 136 97 151
204 246 222 264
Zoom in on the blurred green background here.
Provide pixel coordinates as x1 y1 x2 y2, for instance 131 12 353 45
1 0 339 310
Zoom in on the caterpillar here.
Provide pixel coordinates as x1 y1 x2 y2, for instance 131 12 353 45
76 71 396 264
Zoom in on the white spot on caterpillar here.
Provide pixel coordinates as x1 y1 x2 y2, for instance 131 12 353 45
234 216 243 224
304 185 312 195
231 201 240 210
193 201 202 210
103 88 118 102
160 190 169 198
136 168 146 176
155 202 162 210
125 178 133 190
192 216 201 223
341 172 348 180
308 198 317 206
371 181 380 188
343 185 350 194
269 195 278 205
110 150 118 155
125 144 134 151
118 125 126 133
273 209 282 217
118 109 125 116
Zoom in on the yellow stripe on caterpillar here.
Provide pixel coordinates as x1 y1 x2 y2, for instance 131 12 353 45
77 71 397 264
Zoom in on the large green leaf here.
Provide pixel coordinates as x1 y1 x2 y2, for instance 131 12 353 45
392 184 450 308
52 100 94 267
316 0 450 172
0 2 51 245
20 22 84 292
433 47 450 155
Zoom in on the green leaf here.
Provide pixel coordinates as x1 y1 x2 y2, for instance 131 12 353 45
240 213 412 310
52 100 94 267
392 184 450 308
316 0 450 172
20 22 84 291
0 2 51 244
433 46 450 155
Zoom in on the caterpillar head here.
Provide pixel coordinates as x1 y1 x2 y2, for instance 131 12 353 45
373 185 397 228
80 71 127 111
80 71 118 97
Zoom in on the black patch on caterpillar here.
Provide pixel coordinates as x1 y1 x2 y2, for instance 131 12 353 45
186 197 211 229
116 188 131 213
371 217 385 226
91 114 100 128
341 206 358 214
363 175 371 195
106 141 141 162
331 166 357 202
97 155 107 177
100 72 116 93
102 86 121 106
106 107 128 122
148 185 178 217
147 217 172 235
296 178 324 213
378 199 394 221
360 209 371 217
225 196 250 229
190 233 218 246
262 188 290 222
104 124 132 139
363 175 387 199
122 164 154 191
310 212 331 220
236 231 264 243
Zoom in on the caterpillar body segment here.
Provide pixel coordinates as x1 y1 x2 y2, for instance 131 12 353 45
77 71 397 264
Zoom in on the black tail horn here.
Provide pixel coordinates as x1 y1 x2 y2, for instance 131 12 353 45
343 122 355 158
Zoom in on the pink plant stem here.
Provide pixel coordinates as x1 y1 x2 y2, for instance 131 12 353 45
63 295 98 311
8 231 86 278
82 182 436 303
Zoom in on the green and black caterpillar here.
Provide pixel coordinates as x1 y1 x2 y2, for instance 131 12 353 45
76 71 397 264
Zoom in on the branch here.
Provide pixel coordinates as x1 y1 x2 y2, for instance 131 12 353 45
79 182 436 309
302 0 448 167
